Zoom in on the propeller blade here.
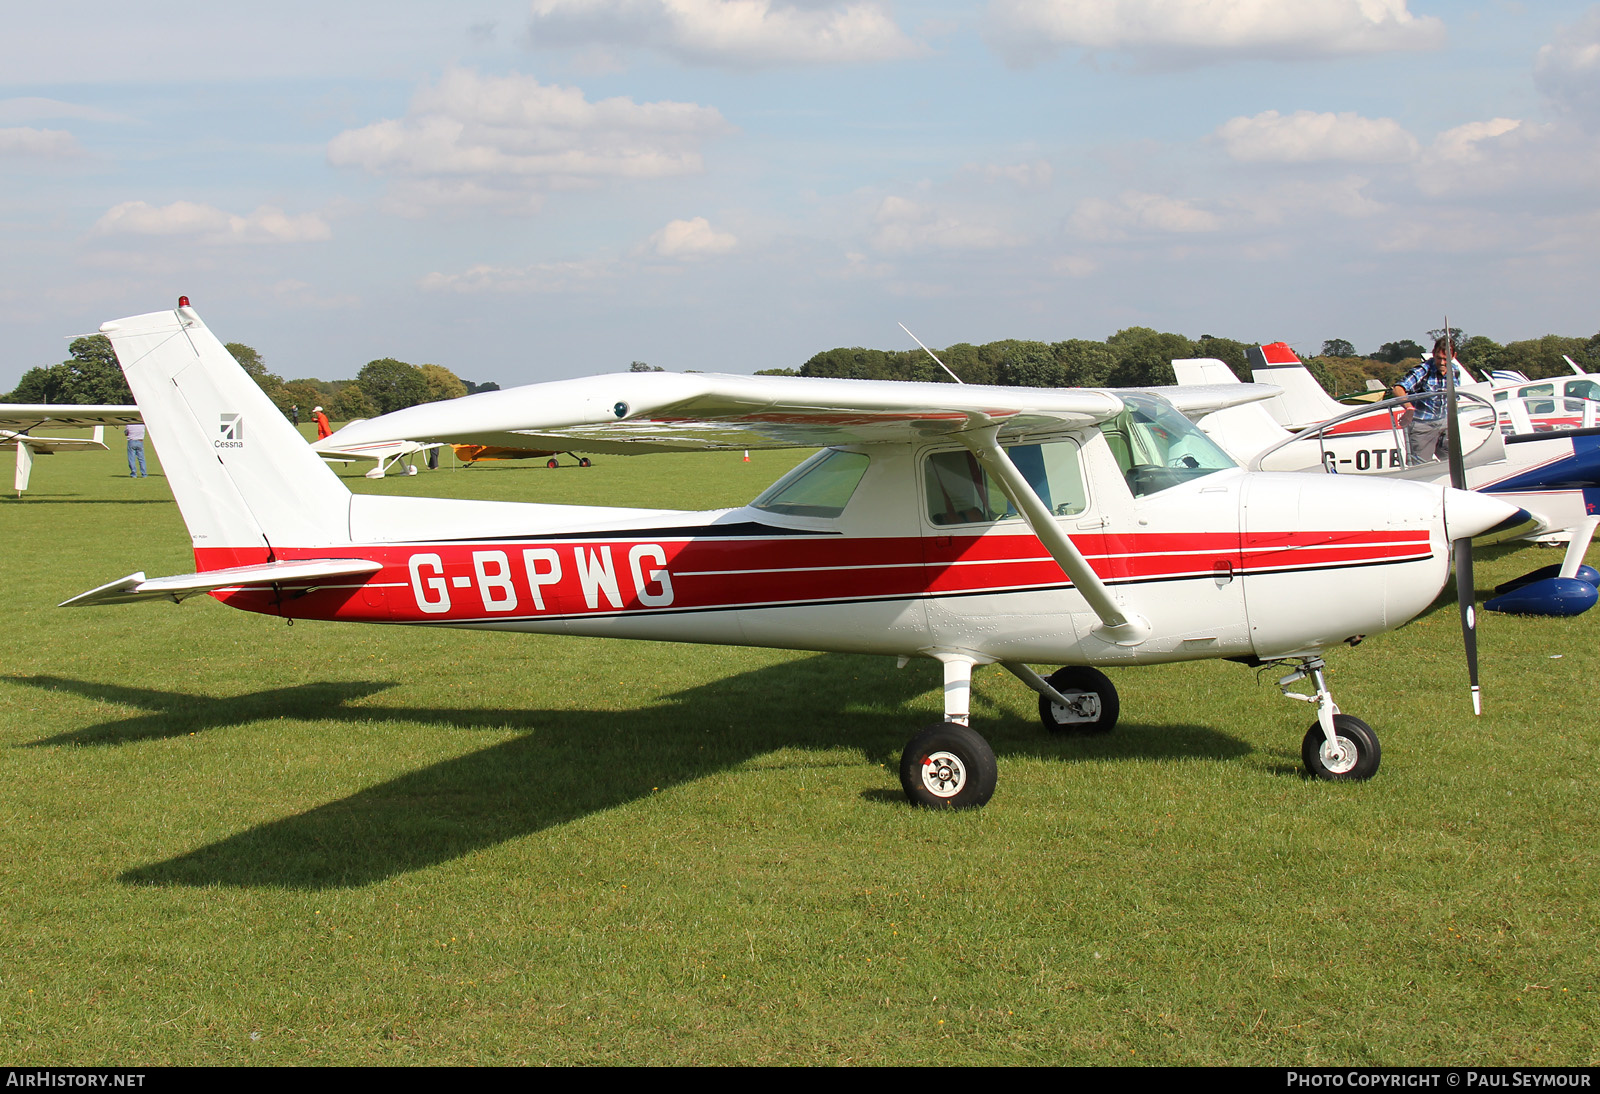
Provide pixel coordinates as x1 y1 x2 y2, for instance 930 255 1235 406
1442 320 1481 715
1454 533 1481 715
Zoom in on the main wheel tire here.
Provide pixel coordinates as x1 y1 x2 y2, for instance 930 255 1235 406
899 722 997 809
1038 666 1119 734
1301 715 1381 781
546 458 559 469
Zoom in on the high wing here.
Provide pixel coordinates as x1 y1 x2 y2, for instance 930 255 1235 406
322 372 1276 454
1 428 109 453
0 404 142 432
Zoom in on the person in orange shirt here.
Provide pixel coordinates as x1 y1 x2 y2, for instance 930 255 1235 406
313 405 332 440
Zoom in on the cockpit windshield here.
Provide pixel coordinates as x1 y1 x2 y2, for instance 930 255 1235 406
1097 392 1236 497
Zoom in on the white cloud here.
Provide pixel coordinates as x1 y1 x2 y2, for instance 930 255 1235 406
527 0 925 67
0 97 129 124
1069 191 1220 239
870 195 1023 253
328 69 730 213
1232 175 1385 223
985 0 1444 67
93 200 331 244
0 126 83 159
420 259 615 293
1429 117 1524 165
647 216 739 257
1050 254 1097 277
1216 110 1419 164
1535 8 1600 125
1409 117 1600 199
978 159 1055 188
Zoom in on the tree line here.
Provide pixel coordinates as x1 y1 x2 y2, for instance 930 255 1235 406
8 325 1599 412
2 337 499 422
779 327 1600 396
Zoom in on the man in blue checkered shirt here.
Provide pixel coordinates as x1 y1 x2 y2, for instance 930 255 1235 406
1392 337 1454 463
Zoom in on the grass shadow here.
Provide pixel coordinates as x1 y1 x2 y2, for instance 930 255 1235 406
10 657 1253 890
14 676 403 746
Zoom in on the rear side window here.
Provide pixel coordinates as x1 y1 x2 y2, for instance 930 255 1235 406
751 449 871 518
924 440 1086 526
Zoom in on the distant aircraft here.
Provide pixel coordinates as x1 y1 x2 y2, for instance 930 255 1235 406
1175 345 1600 616
64 300 1519 807
312 426 442 479
1 404 143 496
451 444 592 469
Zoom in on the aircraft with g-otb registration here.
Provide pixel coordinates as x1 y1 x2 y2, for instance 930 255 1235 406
62 300 1520 808
1177 343 1600 616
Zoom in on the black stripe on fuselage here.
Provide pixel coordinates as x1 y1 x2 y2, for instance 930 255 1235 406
383 551 1436 627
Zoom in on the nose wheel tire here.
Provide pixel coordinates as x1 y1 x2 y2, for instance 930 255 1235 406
900 722 997 809
1301 715 1381 781
1038 666 1119 734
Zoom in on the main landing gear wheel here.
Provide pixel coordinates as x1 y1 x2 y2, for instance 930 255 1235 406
546 458 560 469
1301 715 1381 781
900 722 997 809
1038 666 1119 734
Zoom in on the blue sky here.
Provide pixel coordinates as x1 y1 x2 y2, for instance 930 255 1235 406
3 1 1597 391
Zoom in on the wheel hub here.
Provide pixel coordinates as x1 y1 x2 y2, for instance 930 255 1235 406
1318 735 1357 775
920 750 967 797
1050 692 1101 724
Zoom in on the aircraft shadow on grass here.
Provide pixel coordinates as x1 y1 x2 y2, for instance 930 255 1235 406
9 657 1244 891
0 497 171 505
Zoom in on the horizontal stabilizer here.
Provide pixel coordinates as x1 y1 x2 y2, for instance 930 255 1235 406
60 559 383 608
1124 382 1279 418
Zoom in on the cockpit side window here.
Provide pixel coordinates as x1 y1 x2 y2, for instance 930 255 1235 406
750 449 871 518
924 440 1086 526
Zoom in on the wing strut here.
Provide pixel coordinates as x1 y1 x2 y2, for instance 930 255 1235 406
14 439 33 495
958 423 1151 646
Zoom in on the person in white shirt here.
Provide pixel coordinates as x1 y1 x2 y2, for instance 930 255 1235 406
125 422 146 477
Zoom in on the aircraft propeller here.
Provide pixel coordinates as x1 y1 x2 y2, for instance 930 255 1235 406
1442 318 1482 715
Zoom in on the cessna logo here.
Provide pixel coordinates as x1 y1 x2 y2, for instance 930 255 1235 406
216 413 244 448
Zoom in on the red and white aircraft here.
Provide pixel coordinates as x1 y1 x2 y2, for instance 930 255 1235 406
63 302 1518 807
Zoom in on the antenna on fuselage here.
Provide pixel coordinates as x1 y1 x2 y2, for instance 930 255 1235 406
899 323 964 384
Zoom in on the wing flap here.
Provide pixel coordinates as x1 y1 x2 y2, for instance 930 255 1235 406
60 559 383 607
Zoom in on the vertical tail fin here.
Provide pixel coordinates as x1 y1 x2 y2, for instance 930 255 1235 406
1247 342 1346 429
99 301 351 560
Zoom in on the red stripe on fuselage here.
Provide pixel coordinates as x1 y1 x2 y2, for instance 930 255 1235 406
196 526 1433 624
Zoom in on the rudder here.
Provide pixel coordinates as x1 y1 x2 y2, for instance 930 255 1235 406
99 300 351 561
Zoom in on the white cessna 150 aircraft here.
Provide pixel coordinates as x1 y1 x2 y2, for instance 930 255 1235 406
63 301 1520 808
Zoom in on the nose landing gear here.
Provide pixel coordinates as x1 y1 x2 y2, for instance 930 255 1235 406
1276 656 1381 781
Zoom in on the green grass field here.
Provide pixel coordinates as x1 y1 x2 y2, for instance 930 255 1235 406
2 435 1596 1065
